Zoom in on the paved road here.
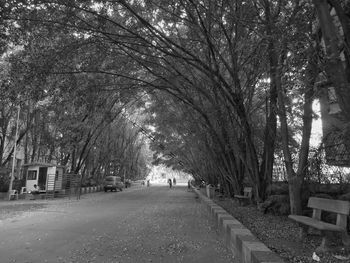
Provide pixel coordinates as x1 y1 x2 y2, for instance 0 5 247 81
0 184 234 263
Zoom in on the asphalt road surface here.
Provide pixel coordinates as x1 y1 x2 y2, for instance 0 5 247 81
0 184 234 263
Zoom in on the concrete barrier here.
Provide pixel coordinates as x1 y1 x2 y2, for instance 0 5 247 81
192 187 284 263
80 185 103 195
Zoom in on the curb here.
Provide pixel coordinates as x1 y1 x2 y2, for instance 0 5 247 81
192 187 284 263
80 185 102 195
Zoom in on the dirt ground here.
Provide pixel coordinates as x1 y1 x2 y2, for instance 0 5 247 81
212 194 350 263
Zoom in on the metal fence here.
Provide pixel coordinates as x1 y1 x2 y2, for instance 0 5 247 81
272 144 350 184
51 173 82 200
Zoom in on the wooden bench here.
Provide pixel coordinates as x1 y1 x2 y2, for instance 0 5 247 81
234 187 252 206
289 197 350 252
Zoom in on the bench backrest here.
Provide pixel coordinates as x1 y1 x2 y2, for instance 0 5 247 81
308 197 350 229
243 187 253 198
308 197 350 215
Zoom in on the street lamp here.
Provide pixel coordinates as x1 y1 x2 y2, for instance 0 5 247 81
8 105 20 200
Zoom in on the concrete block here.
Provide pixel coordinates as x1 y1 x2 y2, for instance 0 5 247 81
222 220 242 249
211 207 227 222
242 241 270 263
214 211 229 228
194 185 285 263
217 214 235 233
210 205 225 214
231 228 256 255
251 250 284 263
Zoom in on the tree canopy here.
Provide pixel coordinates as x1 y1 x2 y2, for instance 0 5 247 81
2 0 350 214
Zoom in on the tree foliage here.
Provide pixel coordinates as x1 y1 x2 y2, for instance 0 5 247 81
1 0 349 213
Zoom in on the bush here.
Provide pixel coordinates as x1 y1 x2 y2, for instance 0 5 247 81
338 192 350 201
312 193 333 199
268 183 289 195
13 178 25 192
0 174 10 192
258 194 290 215
81 177 97 187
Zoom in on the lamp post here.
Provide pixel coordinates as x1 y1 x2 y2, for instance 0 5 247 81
8 105 20 200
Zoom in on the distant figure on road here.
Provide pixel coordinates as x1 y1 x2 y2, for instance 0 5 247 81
173 178 176 186
187 180 191 190
168 178 172 188
147 180 150 187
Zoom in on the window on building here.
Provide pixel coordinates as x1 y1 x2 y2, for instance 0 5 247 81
27 170 37 180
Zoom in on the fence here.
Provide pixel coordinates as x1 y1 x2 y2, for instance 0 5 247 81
40 173 82 200
272 144 350 184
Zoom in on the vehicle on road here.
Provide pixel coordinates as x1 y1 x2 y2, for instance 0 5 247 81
103 176 124 192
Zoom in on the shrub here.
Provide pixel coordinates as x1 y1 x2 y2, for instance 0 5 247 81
0 175 10 192
313 193 333 199
338 192 350 201
268 183 289 195
259 194 290 215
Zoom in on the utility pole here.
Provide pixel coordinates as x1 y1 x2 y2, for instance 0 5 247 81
8 105 20 200
123 169 126 188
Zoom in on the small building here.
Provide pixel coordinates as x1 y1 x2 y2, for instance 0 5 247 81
23 163 65 192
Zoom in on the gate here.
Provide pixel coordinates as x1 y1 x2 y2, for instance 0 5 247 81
57 173 82 200
45 173 56 199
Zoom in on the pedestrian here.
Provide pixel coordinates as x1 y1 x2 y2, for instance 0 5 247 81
31 184 40 195
187 180 191 190
168 178 172 188
173 178 176 186
147 179 150 187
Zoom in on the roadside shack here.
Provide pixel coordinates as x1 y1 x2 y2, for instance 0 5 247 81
23 163 65 193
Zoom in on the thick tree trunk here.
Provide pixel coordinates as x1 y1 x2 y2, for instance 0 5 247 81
258 1 279 201
313 0 350 118
260 42 278 201
295 30 320 214
0 117 9 166
278 93 302 214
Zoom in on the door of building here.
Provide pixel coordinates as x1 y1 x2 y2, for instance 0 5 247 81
38 167 48 190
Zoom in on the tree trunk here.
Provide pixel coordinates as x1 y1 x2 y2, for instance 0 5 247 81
313 0 350 119
295 29 320 215
259 42 278 201
276 63 302 214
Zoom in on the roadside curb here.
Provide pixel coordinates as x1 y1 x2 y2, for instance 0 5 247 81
80 185 101 194
192 187 284 263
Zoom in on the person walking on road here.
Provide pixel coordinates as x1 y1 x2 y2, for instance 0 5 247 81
172 178 176 186
168 178 172 188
